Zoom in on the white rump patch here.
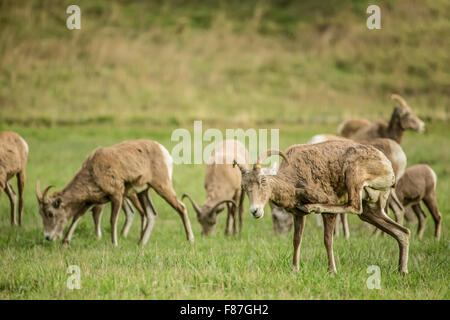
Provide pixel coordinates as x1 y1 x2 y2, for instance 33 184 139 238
158 143 173 180
308 134 328 144
19 136 29 155
428 166 437 190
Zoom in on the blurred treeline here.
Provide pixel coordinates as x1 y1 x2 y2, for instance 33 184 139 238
0 0 449 126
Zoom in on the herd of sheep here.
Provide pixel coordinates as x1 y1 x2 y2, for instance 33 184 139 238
0 94 441 276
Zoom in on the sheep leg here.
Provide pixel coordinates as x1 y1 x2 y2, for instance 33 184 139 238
292 214 306 272
16 171 25 226
225 205 233 236
62 204 91 246
389 189 405 225
341 214 350 239
423 192 441 239
333 215 340 237
301 178 365 215
358 194 410 275
138 191 157 246
129 193 146 216
152 183 194 242
231 195 239 235
411 204 427 239
110 196 123 247
128 193 147 234
323 213 338 274
5 182 17 226
91 205 104 238
120 198 135 238
316 214 323 227
238 189 245 233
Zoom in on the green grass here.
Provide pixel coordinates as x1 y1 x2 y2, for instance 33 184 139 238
0 123 448 299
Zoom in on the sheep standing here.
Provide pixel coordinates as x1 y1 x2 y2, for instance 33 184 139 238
36 139 194 246
395 164 441 239
0 131 28 226
183 140 248 236
338 94 424 143
235 140 410 275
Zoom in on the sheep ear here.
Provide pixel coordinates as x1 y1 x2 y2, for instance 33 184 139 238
52 198 62 209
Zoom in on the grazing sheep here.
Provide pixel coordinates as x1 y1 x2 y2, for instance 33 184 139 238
338 94 425 144
394 164 441 239
36 139 194 246
183 140 248 236
234 140 410 275
0 131 28 226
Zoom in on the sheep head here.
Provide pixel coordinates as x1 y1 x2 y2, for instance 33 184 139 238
182 193 236 236
391 94 425 133
234 150 289 219
36 181 68 241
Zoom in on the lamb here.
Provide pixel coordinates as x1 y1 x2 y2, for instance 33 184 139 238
182 140 248 236
234 140 410 275
338 94 425 144
36 139 194 246
307 135 407 237
0 131 28 226
394 164 441 239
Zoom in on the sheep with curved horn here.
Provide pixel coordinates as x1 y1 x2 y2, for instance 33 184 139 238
338 94 425 143
236 140 410 275
36 139 194 247
183 139 249 236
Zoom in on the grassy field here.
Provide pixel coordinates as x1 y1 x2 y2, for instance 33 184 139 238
0 0 449 299
0 123 448 299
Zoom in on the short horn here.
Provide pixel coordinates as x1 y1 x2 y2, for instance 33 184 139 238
182 193 202 216
36 181 42 201
233 159 248 175
256 150 290 169
42 185 54 203
391 94 408 107
209 199 236 216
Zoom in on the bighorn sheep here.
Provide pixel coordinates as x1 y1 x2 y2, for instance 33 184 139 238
0 131 28 226
394 164 441 239
338 94 425 143
308 135 407 237
182 140 248 236
234 141 410 275
36 139 194 246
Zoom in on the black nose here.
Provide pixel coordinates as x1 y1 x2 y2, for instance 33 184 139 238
250 208 258 215
45 235 51 241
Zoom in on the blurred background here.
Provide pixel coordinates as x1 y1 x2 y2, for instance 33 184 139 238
0 0 449 127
